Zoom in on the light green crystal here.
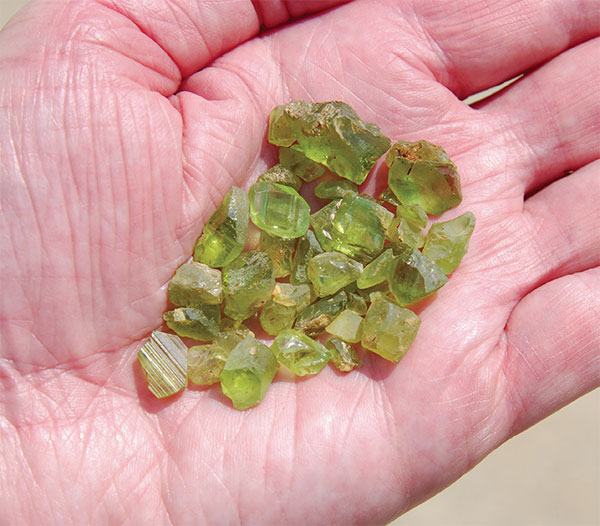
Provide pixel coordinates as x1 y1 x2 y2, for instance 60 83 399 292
325 309 364 343
357 281 389 301
220 336 279 410
259 230 295 278
422 211 475 274
290 229 323 285
257 164 302 191
269 100 391 184
259 300 297 335
346 292 368 315
387 140 462 215
222 251 275 321
314 180 358 200
249 181 310 239
272 282 314 311
168 262 223 306
279 145 326 182
396 203 428 228
361 296 421 362
307 251 363 297
138 331 188 398
163 305 221 341
326 338 362 372
194 186 249 267
294 290 348 338
270 329 330 376
387 217 425 248
357 249 396 289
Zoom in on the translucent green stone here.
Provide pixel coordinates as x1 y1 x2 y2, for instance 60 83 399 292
294 290 348 338
259 300 297 335
138 331 188 398
194 186 249 267
259 230 295 278
396 203 428 228
378 188 402 207
422 211 475 274
269 100 391 184
163 305 221 341
257 164 302 191
326 309 364 343
307 251 363 297
346 292 367 315
387 140 462 215
357 249 396 289
361 296 421 362
222 251 275 321
388 245 448 306
272 282 314 311
290 229 323 285
248 181 310 239
270 329 330 376
387 217 425 248
279 145 325 182
220 336 279 410
357 281 390 301
187 344 228 385
168 262 223 306
326 338 362 372
314 180 358 200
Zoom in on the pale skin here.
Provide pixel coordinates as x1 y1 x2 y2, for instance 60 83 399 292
0 0 599 523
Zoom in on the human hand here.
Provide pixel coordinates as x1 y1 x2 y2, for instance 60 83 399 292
1 0 598 523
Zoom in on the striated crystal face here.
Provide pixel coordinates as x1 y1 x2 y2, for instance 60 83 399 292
138 331 187 398
314 180 358 200
257 164 302 191
325 309 364 343
194 186 249 267
259 300 297 335
357 248 396 289
259 230 295 278
279 145 325 182
294 290 348 338
249 181 310 239
168 262 223 306
290 229 323 285
220 336 279 410
269 100 391 184
307 251 363 297
270 329 330 376
163 305 221 341
361 296 421 362
222 251 275 321
326 338 362 372
422 211 475 274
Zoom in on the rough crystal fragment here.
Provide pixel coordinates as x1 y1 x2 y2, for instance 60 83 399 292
357 249 396 289
270 329 330 376
222 251 275 321
259 300 297 335
168 262 223 306
194 186 249 267
387 216 425 248
361 296 421 362
307 251 363 297
314 180 358 200
272 282 314 311
422 211 476 274
326 338 362 372
249 181 310 239
259 230 295 278
294 290 348 338
279 145 326 182
326 309 364 343
378 188 402 207
346 292 368 315
290 229 323 285
257 164 302 191
220 336 279 410
187 344 228 385
163 305 221 341
387 140 462 215
269 100 391 184
357 281 390 301
138 331 188 398
396 203 428 228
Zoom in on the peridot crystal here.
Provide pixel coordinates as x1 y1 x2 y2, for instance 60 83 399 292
163 305 221 341
356 248 396 289
294 290 348 338
326 338 362 372
307 251 363 297
279 145 326 182
257 164 302 191
270 329 330 376
325 309 364 343
138 331 187 398
314 180 358 200
387 216 425 249
272 282 314 311
168 262 223 306
290 229 323 285
259 299 296 335
259 230 295 278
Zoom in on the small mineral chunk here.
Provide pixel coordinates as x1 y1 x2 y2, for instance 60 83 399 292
294 290 348 338
396 203 428 228
325 309 364 343
307 252 363 297
259 300 297 335
257 164 302 191
357 249 396 289
163 305 221 341
326 338 362 372
346 292 368 315
259 230 295 278
279 145 326 182
168 262 223 306
314 180 358 200
387 216 425 249
138 331 188 398
270 329 330 376
272 282 314 311
290 230 324 285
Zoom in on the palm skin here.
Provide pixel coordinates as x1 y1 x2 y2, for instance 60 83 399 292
1 0 599 523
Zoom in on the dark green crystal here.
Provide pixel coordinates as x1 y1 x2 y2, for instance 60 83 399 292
290 229 323 285
294 290 348 338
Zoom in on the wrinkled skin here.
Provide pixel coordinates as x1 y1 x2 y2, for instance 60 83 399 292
1 0 599 523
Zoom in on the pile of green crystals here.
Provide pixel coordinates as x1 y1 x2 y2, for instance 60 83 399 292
138 100 475 410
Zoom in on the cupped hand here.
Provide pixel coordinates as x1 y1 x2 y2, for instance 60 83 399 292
1 0 599 523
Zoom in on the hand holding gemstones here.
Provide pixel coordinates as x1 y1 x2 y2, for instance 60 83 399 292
1 1 599 523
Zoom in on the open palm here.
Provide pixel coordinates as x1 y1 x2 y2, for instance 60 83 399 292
1 0 599 523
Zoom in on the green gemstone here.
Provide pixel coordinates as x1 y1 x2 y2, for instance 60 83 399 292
220 336 279 410
325 309 364 343
357 281 390 301
387 140 462 215
361 296 421 362
326 338 362 372
396 203 428 228
290 230 323 285
222 251 275 321
422 211 475 274
388 245 448 306
168 262 223 306
163 305 221 341
346 292 368 315
259 230 295 278
307 251 363 297
194 186 249 267
279 145 326 182
188 343 230 385
294 290 348 338
259 300 297 335
270 329 330 376
269 100 391 184
314 180 358 200
387 217 425 248
257 164 302 191
357 248 396 289
138 331 188 398
249 181 310 239
378 188 402 207
272 282 314 311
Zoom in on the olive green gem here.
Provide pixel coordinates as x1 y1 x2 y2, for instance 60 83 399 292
168 262 223 306
279 145 326 182
259 230 295 278
294 290 348 338
314 180 358 200
326 309 364 343
259 300 297 335
396 203 428 228
290 230 323 285
346 292 368 315
163 305 221 341
272 282 314 311
268 105 295 147
270 329 330 376
307 251 363 297
194 186 249 267
138 331 187 398
357 281 390 301
378 188 402 207
326 338 362 372
357 249 396 289
258 164 302 191
387 217 425 249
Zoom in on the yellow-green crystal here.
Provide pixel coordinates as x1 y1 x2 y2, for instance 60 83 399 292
279 145 325 182
307 251 363 297
259 230 295 278
138 331 187 398
361 296 421 362
396 203 428 228
357 248 396 289
326 338 362 372
220 336 279 410
163 305 221 341
422 211 475 274
325 309 364 343
259 300 296 335
294 290 348 338
387 217 425 249
314 180 358 200
194 186 249 267
168 262 223 306
346 292 368 315
249 181 310 239
270 329 330 376
290 229 323 285
257 164 302 191
272 282 314 311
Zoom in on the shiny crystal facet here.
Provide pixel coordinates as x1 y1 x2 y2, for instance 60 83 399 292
294 290 348 338
279 145 326 182
307 251 363 297
163 305 221 341
259 230 295 278
387 217 425 248
168 262 223 306
138 331 187 398
357 249 396 289
258 164 302 191
326 309 364 343
396 203 428 228
270 329 330 376
272 282 314 311
326 338 362 372
259 300 297 335
290 229 323 285
314 180 358 200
